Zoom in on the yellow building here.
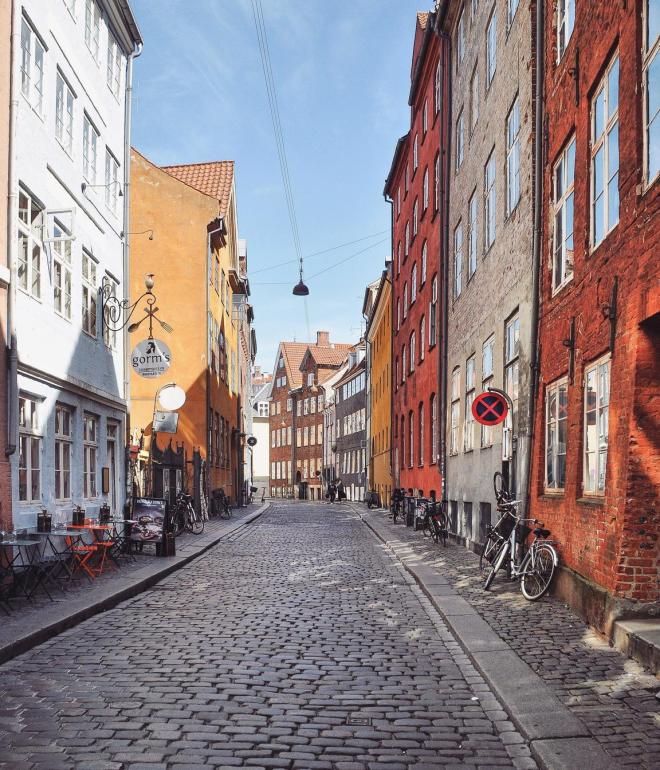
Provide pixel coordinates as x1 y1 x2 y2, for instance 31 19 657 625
364 267 393 508
129 149 246 506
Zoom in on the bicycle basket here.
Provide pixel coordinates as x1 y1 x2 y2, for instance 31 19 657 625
493 512 516 540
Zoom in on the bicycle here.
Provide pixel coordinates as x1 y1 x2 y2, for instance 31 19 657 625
172 492 204 535
481 476 558 600
218 494 232 519
390 493 404 524
421 500 448 547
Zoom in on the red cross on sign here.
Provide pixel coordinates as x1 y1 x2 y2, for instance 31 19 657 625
472 391 508 426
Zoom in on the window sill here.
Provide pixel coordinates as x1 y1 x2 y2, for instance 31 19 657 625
540 491 564 499
577 495 605 506
590 222 619 257
551 276 574 298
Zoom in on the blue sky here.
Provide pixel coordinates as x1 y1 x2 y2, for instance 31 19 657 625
131 0 428 372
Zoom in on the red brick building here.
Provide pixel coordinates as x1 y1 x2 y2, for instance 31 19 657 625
530 0 659 628
269 333 350 499
385 11 449 497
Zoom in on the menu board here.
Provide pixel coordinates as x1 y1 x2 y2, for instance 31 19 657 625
131 497 167 542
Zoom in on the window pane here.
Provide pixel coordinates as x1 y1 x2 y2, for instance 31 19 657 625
608 58 619 118
594 90 605 139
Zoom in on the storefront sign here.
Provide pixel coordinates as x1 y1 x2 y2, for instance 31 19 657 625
131 339 172 378
131 497 167 543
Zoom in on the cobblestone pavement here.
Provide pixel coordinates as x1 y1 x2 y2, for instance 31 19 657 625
0 502 537 770
360 506 660 770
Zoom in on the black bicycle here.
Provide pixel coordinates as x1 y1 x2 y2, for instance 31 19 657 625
171 492 204 535
422 500 448 547
390 493 404 523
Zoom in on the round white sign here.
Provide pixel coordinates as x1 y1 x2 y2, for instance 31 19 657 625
158 384 186 410
131 338 172 379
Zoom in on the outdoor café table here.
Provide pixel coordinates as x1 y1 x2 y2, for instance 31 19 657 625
0 539 54 604
24 528 87 585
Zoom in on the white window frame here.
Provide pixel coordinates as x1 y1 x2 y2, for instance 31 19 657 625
545 378 568 491
435 61 442 113
591 54 619 249
552 136 576 293
423 98 428 135
105 149 120 213
82 250 98 338
450 368 460 455
403 283 408 318
431 393 438 462
18 395 41 503
409 332 415 373
55 403 73 501
423 167 429 211
20 16 45 115
643 1 659 186
411 263 417 303
464 355 475 452
486 9 497 87
456 110 464 170
419 317 425 362
484 149 496 250
583 355 610 495
506 97 521 215
456 7 465 65
421 241 428 284
413 133 419 172
17 189 43 300
481 336 494 447
83 413 98 498
106 31 123 99
468 191 477 277
429 275 438 347
413 200 418 237
53 219 73 319
85 0 101 61
56 72 75 155
557 0 575 62
470 65 479 131
434 154 440 211
82 114 99 184
453 221 463 299
405 222 410 257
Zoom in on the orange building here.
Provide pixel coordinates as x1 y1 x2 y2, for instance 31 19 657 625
129 149 246 506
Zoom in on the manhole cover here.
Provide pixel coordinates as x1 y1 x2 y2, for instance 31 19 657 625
346 716 372 726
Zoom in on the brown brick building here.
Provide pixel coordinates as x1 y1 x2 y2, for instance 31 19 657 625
530 0 659 630
269 332 350 499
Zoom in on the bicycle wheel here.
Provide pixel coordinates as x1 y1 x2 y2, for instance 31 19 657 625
484 540 508 590
190 515 204 535
171 509 185 537
520 543 557 601
493 472 509 503
479 532 501 572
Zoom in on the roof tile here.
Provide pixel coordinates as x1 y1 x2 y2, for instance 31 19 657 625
161 160 234 216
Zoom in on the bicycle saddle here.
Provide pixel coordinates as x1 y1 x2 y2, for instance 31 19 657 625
534 527 551 538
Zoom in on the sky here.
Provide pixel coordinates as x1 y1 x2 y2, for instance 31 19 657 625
130 0 429 373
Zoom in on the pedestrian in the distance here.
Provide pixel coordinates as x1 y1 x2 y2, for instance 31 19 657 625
337 478 345 501
328 482 337 503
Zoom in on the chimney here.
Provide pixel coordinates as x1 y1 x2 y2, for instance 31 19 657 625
316 331 330 346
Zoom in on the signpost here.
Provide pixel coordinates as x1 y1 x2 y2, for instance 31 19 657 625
247 436 257 447
471 390 509 426
131 338 172 379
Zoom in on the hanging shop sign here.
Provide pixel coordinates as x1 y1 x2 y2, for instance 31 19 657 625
471 391 509 426
131 338 172 378
153 410 179 434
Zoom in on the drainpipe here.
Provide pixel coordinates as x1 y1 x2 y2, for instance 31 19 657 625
436 26 452 508
206 221 224 486
383 194 394 486
122 39 142 498
6 0 19 458
520 0 544 516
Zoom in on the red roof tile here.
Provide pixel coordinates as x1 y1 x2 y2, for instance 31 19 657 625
161 160 234 216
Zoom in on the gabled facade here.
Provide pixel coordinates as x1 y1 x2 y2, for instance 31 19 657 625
334 350 367 502
530 0 659 625
7 0 141 528
385 10 449 500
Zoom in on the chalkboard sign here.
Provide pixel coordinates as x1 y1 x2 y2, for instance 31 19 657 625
131 497 167 543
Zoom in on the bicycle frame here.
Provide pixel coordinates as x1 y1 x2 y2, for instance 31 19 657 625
502 519 559 579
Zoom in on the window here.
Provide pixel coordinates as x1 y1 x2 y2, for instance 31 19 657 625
397 187 401 216
456 110 464 170
434 154 440 211
17 190 42 299
429 275 438 347
409 332 415 373
303 399 309 415
107 32 123 99
403 283 408 318
431 393 438 462
408 411 414 468
85 0 101 60
20 17 44 114
307 373 314 386
464 355 475 451
423 99 428 135
545 378 568 490
397 242 401 275
401 344 406 382
435 61 443 113
303 426 309 446
413 200 419 238
82 251 97 337
55 405 72 500
468 191 477 277
413 134 419 172
65 0 77 17
508 0 519 26
418 404 424 466
457 7 465 64
453 222 463 299
591 55 619 247
83 114 99 183
396 298 401 331
470 65 479 131
56 73 74 154
450 368 460 455
504 314 520 431
405 222 410 257
553 136 576 291
405 164 409 194
423 167 429 211
421 241 427 283
419 317 425 362
644 1 659 183
486 10 497 86
484 149 496 249
471 0 479 20
506 97 521 215
557 0 575 61
481 335 494 447
583 356 610 494
18 395 41 502
105 149 120 213
411 263 417 303
286 397 292 412
83 413 98 498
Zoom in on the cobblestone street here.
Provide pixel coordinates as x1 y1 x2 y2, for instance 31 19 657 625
0 502 537 770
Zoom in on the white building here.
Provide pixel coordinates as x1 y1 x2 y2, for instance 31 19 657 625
7 0 142 527
321 360 350 488
250 377 271 499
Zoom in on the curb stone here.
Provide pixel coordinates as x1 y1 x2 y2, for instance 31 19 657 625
350 503 618 770
0 502 270 666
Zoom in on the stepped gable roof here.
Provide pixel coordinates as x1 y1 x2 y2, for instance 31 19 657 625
417 11 429 28
161 160 234 216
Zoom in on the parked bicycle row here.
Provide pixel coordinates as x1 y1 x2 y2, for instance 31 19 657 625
365 474 559 602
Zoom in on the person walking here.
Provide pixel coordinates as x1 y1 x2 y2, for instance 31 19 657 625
336 478 345 501
328 482 337 503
